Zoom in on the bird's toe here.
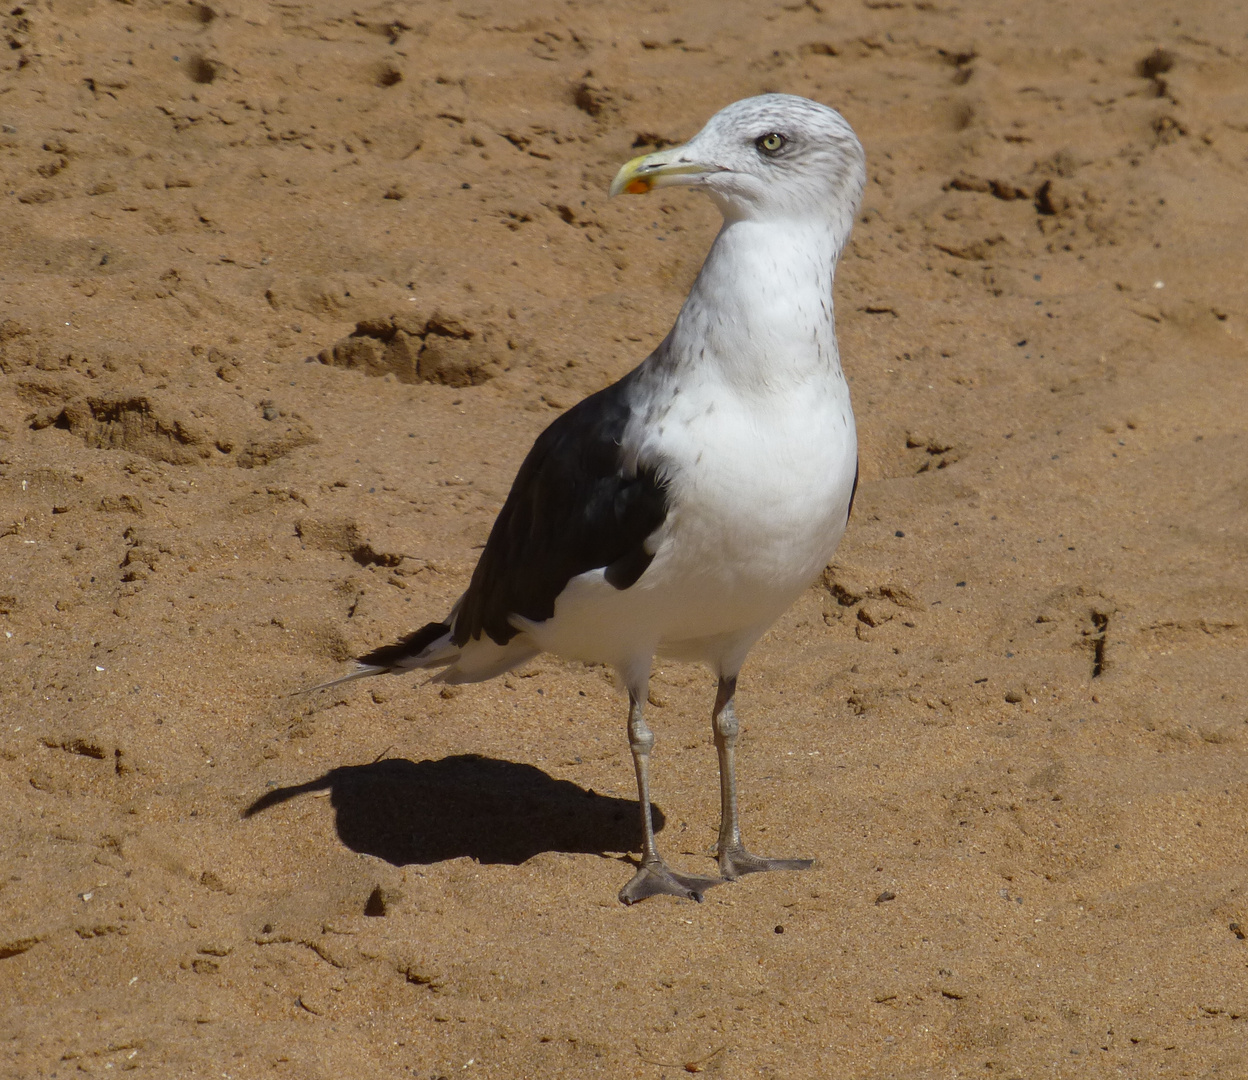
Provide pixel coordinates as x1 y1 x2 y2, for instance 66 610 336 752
718 845 814 881
618 861 723 905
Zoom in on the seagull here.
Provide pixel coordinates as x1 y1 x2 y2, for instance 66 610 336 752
315 94 866 904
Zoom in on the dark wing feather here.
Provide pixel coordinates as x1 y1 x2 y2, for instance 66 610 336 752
357 620 451 668
453 371 668 647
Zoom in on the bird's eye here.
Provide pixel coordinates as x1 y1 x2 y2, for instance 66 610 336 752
756 132 787 155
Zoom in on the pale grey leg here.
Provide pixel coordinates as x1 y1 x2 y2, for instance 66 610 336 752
618 690 722 905
713 675 814 880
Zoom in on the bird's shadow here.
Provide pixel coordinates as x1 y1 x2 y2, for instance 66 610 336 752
243 753 662 866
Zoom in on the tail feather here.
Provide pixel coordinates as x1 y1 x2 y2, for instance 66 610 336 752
302 620 457 694
304 610 541 694
300 663 391 694
357 621 455 670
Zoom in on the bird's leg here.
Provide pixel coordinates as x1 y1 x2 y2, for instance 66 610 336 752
619 690 722 905
713 675 814 880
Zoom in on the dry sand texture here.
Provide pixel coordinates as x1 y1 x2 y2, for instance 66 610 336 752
3 0 1248 1077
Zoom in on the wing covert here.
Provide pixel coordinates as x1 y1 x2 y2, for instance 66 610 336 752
452 373 668 647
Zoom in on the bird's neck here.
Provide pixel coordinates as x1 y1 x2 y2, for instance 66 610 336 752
667 217 845 392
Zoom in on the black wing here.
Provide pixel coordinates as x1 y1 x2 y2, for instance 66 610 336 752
453 370 669 647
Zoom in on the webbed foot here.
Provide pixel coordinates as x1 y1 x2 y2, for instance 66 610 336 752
618 860 723 905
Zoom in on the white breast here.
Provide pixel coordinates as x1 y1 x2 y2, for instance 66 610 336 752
643 371 856 637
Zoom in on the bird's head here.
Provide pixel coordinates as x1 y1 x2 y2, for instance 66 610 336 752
610 94 865 230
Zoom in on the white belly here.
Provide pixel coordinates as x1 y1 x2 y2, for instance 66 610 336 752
524 376 857 671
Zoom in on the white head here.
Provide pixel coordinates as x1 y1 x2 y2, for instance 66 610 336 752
611 94 865 233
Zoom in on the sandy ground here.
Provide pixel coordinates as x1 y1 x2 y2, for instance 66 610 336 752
2 0 1248 1076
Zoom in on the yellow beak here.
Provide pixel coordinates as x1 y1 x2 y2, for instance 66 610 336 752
608 147 710 197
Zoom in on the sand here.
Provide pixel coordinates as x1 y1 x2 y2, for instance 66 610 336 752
2 0 1248 1076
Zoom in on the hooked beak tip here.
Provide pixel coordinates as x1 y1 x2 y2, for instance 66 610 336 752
609 152 662 198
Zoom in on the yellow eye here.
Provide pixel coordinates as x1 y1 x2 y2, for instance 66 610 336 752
757 132 786 154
